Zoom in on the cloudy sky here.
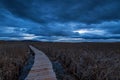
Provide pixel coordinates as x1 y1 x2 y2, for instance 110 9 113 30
0 0 120 42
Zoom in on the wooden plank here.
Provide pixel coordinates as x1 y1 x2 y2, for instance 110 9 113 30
25 45 57 80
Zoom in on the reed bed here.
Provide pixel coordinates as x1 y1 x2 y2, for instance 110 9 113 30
0 43 30 80
32 42 120 80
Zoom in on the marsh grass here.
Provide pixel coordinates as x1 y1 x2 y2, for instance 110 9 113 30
0 43 29 80
32 42 120 80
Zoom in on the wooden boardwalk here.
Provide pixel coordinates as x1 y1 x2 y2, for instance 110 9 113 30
25 45 57 80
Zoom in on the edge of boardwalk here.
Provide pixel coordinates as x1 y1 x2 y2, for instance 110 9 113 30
25 45 57 80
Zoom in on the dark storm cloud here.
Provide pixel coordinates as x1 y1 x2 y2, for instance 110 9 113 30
0 0 120 41
1 0 120 23
58 0 120 23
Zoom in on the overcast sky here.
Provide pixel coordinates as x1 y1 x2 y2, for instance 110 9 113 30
0 0 120 42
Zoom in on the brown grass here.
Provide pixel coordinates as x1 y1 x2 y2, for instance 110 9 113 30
0 42 30 80
0 41 119 80
31 42 120 80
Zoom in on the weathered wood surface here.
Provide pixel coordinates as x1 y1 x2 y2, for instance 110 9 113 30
25 45 57 80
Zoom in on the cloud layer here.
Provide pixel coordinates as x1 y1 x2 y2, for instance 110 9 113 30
0 0 120 42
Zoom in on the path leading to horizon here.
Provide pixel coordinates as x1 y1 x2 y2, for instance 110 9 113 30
25 45 57 80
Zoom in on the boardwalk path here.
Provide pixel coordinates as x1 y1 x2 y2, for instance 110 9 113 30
25 45 57 80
